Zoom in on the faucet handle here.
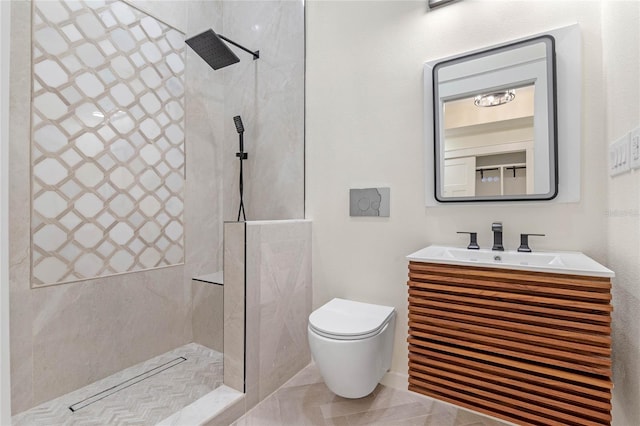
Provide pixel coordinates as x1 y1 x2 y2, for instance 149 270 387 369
457 232 480 250
518 233 545 253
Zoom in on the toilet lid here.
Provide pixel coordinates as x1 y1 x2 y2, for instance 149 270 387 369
308 298 395 339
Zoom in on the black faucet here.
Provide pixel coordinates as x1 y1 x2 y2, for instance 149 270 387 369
492 222 504 251
457 232 480 250
518 233 546 252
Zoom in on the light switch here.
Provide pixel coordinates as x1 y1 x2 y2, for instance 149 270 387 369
630 127 640 170
609 133 630 177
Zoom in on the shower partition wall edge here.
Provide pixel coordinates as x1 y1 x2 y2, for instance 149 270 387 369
0 0 12 423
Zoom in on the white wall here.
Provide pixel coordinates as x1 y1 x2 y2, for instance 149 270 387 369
0 0 11 423
602 1 640 425
306 0 609 379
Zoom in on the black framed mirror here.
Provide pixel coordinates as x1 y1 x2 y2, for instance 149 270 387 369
432 35 558 202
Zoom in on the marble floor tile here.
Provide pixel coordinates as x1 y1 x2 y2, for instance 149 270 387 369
233 363 511 426
12 343 223 426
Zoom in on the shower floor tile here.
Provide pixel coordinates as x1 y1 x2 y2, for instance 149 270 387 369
12 343 223 426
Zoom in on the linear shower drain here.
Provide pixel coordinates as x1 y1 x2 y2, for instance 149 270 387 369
68 356 187 412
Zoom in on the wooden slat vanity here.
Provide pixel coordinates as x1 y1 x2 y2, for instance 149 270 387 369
407 261 613 426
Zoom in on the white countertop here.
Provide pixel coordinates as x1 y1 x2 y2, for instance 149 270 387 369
407 245 614 278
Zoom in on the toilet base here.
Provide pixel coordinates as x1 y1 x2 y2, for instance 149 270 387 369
308 313 396 399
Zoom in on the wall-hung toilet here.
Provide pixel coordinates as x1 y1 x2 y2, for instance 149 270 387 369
307 298 396 398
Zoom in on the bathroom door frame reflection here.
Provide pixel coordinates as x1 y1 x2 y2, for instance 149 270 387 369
432 35 559 202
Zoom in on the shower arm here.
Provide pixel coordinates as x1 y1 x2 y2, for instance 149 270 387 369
218 35 260 60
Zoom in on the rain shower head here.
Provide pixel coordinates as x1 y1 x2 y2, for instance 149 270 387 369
185 29 259 71
233 116 244 134
185 29 239 70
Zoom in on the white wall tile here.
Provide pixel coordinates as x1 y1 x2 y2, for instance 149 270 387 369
31 0 186 286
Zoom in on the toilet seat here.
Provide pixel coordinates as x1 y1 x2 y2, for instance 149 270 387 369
308 298 395 340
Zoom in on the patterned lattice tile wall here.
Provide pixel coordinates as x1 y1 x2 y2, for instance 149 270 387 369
31 0 186 286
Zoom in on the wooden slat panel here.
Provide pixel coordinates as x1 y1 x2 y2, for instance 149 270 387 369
409 280 612 312
409 376 608 426
409 308 610 350
409 272 611 302
409 311 611 356
409 361 611 421
409 351 611 409
408 290 611 324
408 384 539 426
408 341 613 392
410 327 611 376
407 262 613 425
411 322 610 369
409 367 611 423
409 262 611 290
409 296 611 334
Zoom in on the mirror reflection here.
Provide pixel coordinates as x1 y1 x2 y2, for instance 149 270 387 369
433 36 557 202
442 84 534 197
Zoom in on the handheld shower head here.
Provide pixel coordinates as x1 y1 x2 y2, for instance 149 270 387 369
233 116 244 134
233 115 248 221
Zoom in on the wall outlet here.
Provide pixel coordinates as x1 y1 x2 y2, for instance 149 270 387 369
609 133 630 177
630 127 640 170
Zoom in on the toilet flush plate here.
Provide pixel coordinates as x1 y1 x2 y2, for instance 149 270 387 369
349 187 390 217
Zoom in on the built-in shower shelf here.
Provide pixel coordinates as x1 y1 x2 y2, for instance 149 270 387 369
193 271 224 285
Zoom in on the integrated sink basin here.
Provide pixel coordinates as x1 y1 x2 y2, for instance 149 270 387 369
407 245 614 277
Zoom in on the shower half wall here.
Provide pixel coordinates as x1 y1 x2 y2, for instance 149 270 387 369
9 0 305 416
